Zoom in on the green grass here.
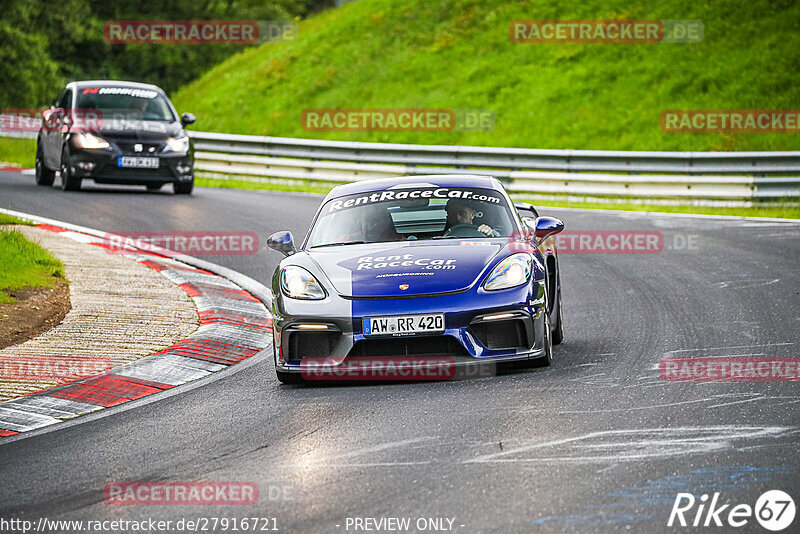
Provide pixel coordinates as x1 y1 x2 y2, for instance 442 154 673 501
0 213 33 225
173 0 800 151
0 138 36 168
196 175 800 219
0 229 65 303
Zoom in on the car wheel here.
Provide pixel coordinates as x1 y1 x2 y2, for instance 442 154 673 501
551 272 564 345
173 178 193 195
276 370 305 385
146 183 163 192
274 339 304 384
35 145 55 186
530 310 553 368
516 308 553 370
60 150 81 191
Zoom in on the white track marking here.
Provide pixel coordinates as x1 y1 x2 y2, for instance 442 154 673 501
666 342 793 354
465 426 793 464
713 279 780 289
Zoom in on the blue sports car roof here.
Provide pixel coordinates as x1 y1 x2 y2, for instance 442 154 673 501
326 175 503 199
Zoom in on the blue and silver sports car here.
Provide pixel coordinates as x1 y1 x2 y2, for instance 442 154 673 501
267 175 564 383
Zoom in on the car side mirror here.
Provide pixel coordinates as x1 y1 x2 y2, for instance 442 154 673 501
534 216 564 242
181 113 196 127
514 202 539 220
268 231 296 256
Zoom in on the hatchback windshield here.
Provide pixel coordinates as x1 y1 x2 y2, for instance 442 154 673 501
307 186 518 248
76 87 175 121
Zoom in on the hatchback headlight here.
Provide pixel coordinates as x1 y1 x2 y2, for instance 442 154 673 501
281 266 326 300
72 132 110 149
484 253 532 291
163 136 189 153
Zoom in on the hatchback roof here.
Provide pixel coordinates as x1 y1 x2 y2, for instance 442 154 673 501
71 80 163 91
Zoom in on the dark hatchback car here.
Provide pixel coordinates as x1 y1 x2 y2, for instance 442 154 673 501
36 80 196 194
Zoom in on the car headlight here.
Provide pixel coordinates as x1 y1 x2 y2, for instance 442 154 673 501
281 266 326 300
484 253 532 291
163 136 189 153
72 132 110 149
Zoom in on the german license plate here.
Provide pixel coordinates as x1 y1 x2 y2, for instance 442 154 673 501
363 314 444 336
118 156 159 168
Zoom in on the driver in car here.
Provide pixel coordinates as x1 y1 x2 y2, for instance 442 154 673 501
131 97 154 118
337 205 403 243
444 199 499 237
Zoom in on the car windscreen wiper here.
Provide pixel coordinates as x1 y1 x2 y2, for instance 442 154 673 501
309 241 366 248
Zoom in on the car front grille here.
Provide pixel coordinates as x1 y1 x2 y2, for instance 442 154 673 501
95 165 174 181
116 142 163 154
348 335 470 358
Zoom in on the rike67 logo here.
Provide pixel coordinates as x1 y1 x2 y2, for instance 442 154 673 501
668 490 795 531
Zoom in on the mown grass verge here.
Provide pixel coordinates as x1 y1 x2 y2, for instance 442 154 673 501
0 213 34 225
0 138 36 168
0 229 65 303
173 0 800 152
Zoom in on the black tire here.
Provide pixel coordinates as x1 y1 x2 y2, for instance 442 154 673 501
551 271 564 345
274 338 304 384
35 144 55 186
146 183 163 192
60 150 81 191
173 178 193 195
516 309 552 370
531 311 553 367
276 370 305 384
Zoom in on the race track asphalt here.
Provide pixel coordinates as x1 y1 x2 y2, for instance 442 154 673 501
1 172 799 533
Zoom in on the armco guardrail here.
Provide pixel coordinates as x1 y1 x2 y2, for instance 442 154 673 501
3 120 798 203
189 131 800 203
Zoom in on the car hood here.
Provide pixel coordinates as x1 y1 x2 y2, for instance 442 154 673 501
305 240 508 297
89 119 183 141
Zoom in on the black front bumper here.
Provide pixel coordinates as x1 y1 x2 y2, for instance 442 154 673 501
67 148 193 185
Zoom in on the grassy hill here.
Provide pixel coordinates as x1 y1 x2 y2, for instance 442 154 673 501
173 0 800 151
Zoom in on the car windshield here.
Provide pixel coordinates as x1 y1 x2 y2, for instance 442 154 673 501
307 186 518 248
75 87 175 121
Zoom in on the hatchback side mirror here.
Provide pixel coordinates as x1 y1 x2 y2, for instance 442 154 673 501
268 231 296 256
181 113 196 127
534 216 564 241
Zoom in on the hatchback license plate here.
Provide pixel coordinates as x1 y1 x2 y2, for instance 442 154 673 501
118 156 159 169
363 314 444 336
